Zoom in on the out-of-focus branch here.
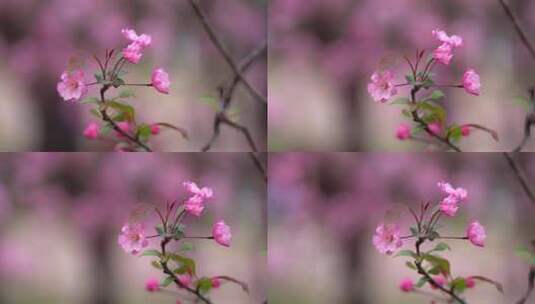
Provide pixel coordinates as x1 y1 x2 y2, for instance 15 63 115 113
498 0 535 60
513 88 535 152
187 0 267 105
503 153 535 204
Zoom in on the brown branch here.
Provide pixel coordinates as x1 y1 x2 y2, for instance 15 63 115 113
498 0 535 61
248 152 267 183
160 238 213 304
516 267 535 304
513 88 535 152
99 86 152 152
503 152 535 204
187 0 267 105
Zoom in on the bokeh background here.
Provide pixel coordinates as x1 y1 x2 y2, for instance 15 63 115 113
269 153 535 303
0 0 266 151
269 0 535 151
0 153 267 304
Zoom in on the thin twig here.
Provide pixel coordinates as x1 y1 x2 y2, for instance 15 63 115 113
498 0 535 61
503 152 535 204
248 152 267 183
187 0 267 105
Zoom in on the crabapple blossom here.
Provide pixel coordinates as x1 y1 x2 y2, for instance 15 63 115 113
433 44 454 65
116 121 131 137
150 124 160 135
151 68 171 94
177 273 192 286
57 70 87 102
184 196 205 217
145 278 160 292
399 278 414 292
396 124 411 140
466 277 476 288
461 125 471 137
428 122 442 136
83 122 99 140
438 181 467 217
432 29 462 65
372 223 403 255
432 29 463 48
466 221 486 247
212 278 221 288
213 220 232 247
121 28 152 64
367 70 397 103
462 69 481 96
430 276 446 289
183 181 214 200
183 181 213 216
123 43 143 64
118 223 149 255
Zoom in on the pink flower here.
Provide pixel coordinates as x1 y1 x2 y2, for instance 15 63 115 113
57 70 87 102
462 69 481 96
438 181 467 217
211 278 221 288
466 221 486 247
121 28 152 64
116 121 131 137
466 277 476 288
461 125 471 137
118 223 149 255
433 43 454 65
177 273 192 287
145 278 160 292
396 123 411 140
399 278 414 292
182 181 213 217
432 29 462 65
372 223 403 255
150 124 160 135
431 276 446 289
151 68 170 94
367 70 397 103
428 122 442 136
212 220 232 247
83 122 100 139
432 29 463 48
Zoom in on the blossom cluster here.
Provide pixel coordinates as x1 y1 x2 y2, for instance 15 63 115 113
118 181 243 303
367 29 494 149
57 28 182 151
372 181 499 302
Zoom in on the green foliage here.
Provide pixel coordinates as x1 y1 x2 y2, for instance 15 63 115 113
94 73 104 83
417 101 446 124
81 97 100 105
405 261 416 270
112 77 126 88
447 125 463 143
196 277 213 294
394 250 417 258
117 90 135 99
427 90 445 101
151 260 163 269
450 277 467 293
422 254 450 276
516 247 535 265
428 242 451 253
141 249 162 258
107 100 135 122
180 242 194 252
390 97 411 105
160 276 174 287
136 124 152 142
416 276 429 288
169 253 196 275
155 224 165 236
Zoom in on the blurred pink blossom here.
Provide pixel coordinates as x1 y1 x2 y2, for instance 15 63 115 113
372 223 403 255
118 223 149 255
213 220 232 247
466 220 486 247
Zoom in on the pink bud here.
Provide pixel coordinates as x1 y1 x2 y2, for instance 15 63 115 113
461 125 471 137
466 277 476 288
83 122 100 139
399 278 414 292
396 123 411 140
145 278 160 292
428 122 442 136
150 124 160 135
430 276 446 289
116 121 131 137
211 278 221 288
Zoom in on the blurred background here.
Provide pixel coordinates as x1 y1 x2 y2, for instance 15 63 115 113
0 153 266 304
269 153 535 303
269 0 535 151
0 0 266 151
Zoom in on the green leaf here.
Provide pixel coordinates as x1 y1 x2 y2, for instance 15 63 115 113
169 254 196 275
390 97 411 105
427 231 440 241
447 126 463 143
90 109 102 119
405 261 416 270
108 101 135 122
417 101 446 124
196 277 213 294
394 250 417 258
427 90 444 101
422 254 450 276
405 74 416 84
180 242 194 252
136 124 152 142
515 247 535 265
141 249 162 258
430 242 451 253
118 90 135 99
151 260 162 269
416 276 429 288
155 224 165 237
112 77 126 88
172 224 185 240
450 277 467 293
160 276 174 287
94 73 103 83
81 97 100 105
409 227 418 237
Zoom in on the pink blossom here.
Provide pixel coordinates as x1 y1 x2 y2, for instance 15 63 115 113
431 276 446 289
399 278 414 292
177 273 192 286
367 70 397 103
372 223 403 255
116 121 131 137
83 122 100 140
466 277 476 288
461 125 471 137
57 70 87 102
432 29 463 48
212 220 232 247
433 43 454 65
396 123 411 140
462 69 481 96
466 221 486 247
211 278 221 288
151 68 170 94
145 278 160 292
438 181 467 217
118 223 149 255
182 181 213 217
150 124 160 135
121 28 152 64
428 122 442 136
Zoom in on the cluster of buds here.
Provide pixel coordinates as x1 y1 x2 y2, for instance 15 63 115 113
368 29 496 149
57 28 184 151
372 181 501 303
118 181 246 303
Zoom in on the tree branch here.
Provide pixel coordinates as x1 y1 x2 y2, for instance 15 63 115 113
503 152 535 204
498 0 535 61
187 0 267 105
